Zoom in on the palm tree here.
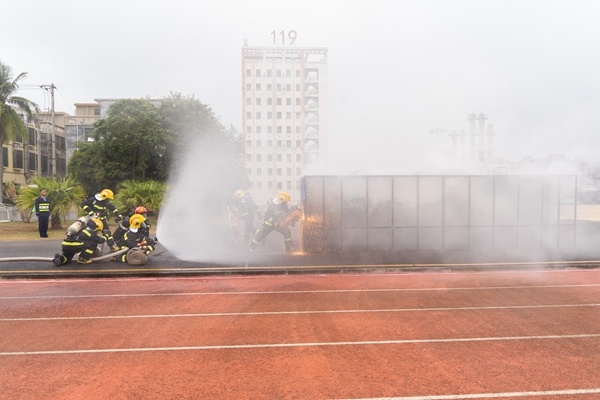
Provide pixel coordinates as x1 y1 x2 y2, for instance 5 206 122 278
114 180 167 215
0 61 39 204
16 177 86 229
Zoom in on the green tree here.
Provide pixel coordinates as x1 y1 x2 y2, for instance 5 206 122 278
92 99 167 184
0 61 39 203
114 179 167 215
15 177 86 229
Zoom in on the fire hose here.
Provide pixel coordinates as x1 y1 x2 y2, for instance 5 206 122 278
0 247 146 265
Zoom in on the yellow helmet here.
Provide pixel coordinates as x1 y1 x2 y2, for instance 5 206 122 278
277 191 290 203
99 189 114 200
234 189 245 198
129 214 146 230
91 218 103 231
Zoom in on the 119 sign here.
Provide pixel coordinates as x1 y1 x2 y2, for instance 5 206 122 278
271 30 297 45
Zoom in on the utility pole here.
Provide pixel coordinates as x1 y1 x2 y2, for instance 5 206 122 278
41 84 57 178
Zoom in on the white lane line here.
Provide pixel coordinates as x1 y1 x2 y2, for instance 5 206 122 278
1 284 600 299
1 303 599 322
1 333 599 356
343 387 600 399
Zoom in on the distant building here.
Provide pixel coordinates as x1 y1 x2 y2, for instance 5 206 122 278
241 44 328 205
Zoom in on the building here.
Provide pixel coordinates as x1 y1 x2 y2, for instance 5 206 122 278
2 110 67 188
241 45 328 205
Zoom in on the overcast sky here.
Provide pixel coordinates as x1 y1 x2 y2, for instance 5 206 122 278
3 0 600 173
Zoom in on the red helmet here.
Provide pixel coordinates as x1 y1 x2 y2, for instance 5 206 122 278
135 206 148 214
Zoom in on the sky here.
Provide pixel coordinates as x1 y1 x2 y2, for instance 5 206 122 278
3 0 600 174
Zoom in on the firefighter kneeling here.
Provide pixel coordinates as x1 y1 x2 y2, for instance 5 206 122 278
53 218 106 266
112 214 155 265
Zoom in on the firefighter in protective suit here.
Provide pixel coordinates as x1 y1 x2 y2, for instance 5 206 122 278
81 189 123 251
249 191 294 254
112 206 150 245
113 214 155 263
53 218 106 266
228 189 259 242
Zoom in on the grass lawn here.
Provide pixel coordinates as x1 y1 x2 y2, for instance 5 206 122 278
0 217 158 241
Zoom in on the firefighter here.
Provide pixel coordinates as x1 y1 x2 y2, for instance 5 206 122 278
112 206 150 245
249 191 294 254
228 189 259 242
53 218 106 266
113 214 155 263
81 189 123 251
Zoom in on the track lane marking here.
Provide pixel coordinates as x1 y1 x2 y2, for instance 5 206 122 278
1 303 599 321
1 283 600 299
1 333 600 356
343 387 600 399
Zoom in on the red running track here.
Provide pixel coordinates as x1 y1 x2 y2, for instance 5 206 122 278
1 269 600 399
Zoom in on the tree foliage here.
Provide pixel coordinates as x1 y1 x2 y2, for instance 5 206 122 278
114 179 167 215
0 61 39 203
68 94 248 197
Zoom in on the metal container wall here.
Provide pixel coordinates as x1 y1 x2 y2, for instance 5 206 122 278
301 175 577 254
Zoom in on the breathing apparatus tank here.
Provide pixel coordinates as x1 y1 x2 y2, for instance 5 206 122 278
66 215 91 236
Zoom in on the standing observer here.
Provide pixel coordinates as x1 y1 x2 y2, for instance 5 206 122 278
34 188 50 238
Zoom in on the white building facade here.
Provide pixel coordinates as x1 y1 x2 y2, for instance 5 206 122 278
241 45 328 206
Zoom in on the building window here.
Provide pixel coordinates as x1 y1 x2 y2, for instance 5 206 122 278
246 112 252 119
277 168 282 176
246 126 252 134
257 182 262 189
277 140 282 147
287 168 292 175
267 140 273 147
267 70 272 77
246 98 252 105
296 98 300 106
277 182 282 190
246 154 252 162
267 112 272 119
277 98 282 106
286 126 292 134
256 69 261 77
286 84 291 91
286 112 291 119
256 126 262 133
256 98 261 105
286 154 292 162
295 84 300 91
246 69 252 77
277 84 282 91
267 126 273 133
296 154 301 162
256 168 262 176
13 150 23 169
277 112 281 119
268 181 273 189
256 83 261 91
277 70 282 77
277 126 282 133
287 181 292 190
286 98 291 106
247 168 252 176
268 168 273 175
277 154 282 162
296 168 301 175
257 154 262 162
2 148 8 167
267 84 272 91
267 98 272 105
246 83 252 91
286 70 291 77
295 70 300 77
268 154 273 162
256 112 261 119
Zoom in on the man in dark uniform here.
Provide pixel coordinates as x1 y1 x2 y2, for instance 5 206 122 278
34 188 51 238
